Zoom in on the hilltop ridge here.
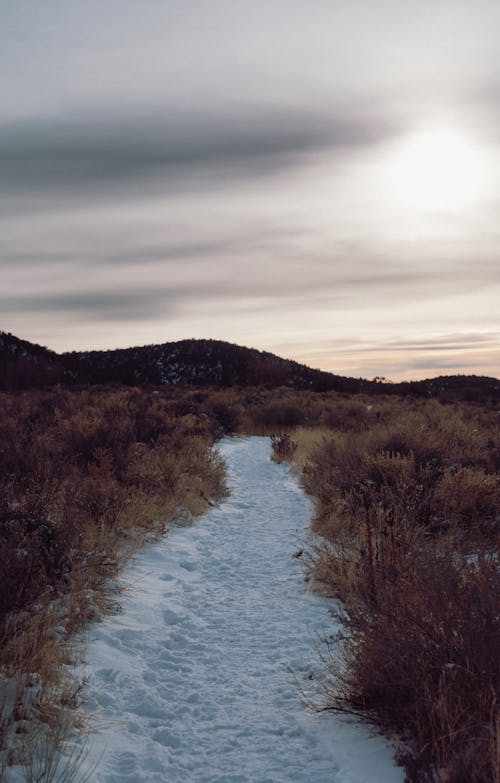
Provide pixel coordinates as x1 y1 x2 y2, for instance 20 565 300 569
1 330 499 402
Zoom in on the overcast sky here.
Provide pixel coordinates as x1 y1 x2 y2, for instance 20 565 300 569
2 0 499 380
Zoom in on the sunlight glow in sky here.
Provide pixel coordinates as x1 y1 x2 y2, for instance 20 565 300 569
382 126 493 213
1 0 499 380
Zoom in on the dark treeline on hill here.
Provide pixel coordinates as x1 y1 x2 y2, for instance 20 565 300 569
1 330 499 403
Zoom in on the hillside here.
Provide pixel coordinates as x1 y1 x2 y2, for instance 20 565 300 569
60 338 367 392
0 331 370 392
1 330 499 402
0 331 65 389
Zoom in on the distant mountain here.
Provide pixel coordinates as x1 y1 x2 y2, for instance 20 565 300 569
1 330 499 402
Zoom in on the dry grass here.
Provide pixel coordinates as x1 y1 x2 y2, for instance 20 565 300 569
0 386 227 774
2 383 498 780
275 397 500 783
270 433 298 463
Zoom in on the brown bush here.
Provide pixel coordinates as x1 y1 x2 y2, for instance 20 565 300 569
2 383 498 780
0 386 228 763
270 433 298 463
432 466 500 537
293 396 499 782
319 546 499 783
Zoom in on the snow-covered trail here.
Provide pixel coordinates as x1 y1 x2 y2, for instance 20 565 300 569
80 437 403 783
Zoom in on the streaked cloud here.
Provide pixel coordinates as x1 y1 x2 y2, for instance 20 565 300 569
0 289 178 321
1 0 499 380
288 332 500 381
0 107 395 200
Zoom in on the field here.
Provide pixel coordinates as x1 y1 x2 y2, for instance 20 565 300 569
0 384 498 782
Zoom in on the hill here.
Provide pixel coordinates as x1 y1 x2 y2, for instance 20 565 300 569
60 338 368 392
1 330 499 402
0 331 65 389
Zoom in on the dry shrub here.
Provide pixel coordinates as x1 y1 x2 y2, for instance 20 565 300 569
270 433 298 463
319 546 499 783
0 508 68 628
302 403 500 546
2 382 498 780
286 427 328 469
296 397 499 782
0 386 227 766
433 467 500 537
198 386 374 434
257 400 306 429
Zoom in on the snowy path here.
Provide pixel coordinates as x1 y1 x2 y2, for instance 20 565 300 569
79 437 403 783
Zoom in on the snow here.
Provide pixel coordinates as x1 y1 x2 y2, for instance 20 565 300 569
8 437 404 782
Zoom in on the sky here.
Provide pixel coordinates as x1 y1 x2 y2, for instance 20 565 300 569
1 0 499 381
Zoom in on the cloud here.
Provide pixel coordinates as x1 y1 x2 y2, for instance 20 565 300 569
0 106 395 197
0 289 178 321
347 332 500 355
288 331 500 382
403 357 481 371
0 237 249 269
0 254 425 332
285 331 499 359
1 236 493 322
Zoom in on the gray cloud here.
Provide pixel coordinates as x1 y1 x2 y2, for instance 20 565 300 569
292 332 500 381
0 107 395 196
0 240 489 316
355 333 500 355
466 80 500 137
1 1 499 378
404 357 481 371
0 262 424 328
334 332 499 354
0 289 178 321
0 237 247 269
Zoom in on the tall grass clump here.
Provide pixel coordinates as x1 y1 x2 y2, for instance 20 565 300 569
296 398 500 782
270 432 298 463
